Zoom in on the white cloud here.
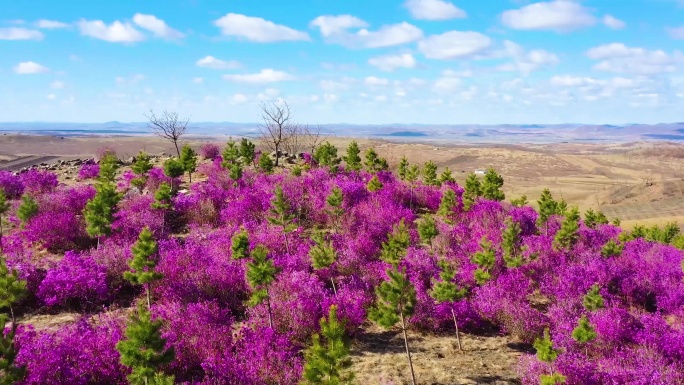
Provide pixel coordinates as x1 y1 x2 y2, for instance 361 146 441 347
501 1 596 32
50 80 66 89
368 53 417 71
418 31 491 59
311 15 422 48
214 13 309 42
77 19 145 43
196 56 241 70
310 15 368 37
404 0 467 20
13 61 49 74
498 40 559 75
231 93 249 104
365 76 389 86
667 26 684 40
46 94 57 100
319 79 353 92
585 43 683 74
193 77 204 84
0 27 43 40
35 20 69 29
132 14 184 39
550 75 602 87
115 74 145 85
433 75 462 92
602 15 626 30
223 69 294 83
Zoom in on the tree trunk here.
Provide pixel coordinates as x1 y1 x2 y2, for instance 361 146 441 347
399 309 417 385
173 141 180 158
0 218 3 253
188 171 192 184
146 283 151 310
283 231 290 255
331 277 337 296
451 307 463 353
274 144 280 167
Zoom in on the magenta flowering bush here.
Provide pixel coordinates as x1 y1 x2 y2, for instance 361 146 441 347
5 143 684 384
200 143 221 160
77 162 100 180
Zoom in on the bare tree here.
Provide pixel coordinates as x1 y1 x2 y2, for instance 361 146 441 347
259 100 296 167
145 109 189 157
303 124 328 154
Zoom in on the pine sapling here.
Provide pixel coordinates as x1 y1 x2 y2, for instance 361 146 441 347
116 301 175 385
222 139 240 168
0 257 27 385
0 257 27 328
326 187 345 232
463 173 481 211
397 156 409 181
571 315 597 356
179 144 198 183
229 162 243 183
534 328 565 385
537 188 557 235
231 227 250 260
430 259 467 352
124 228 163 309
258 152 275 174
131 151 153 192
246 245 279 329
417 215 438 252
302 305 353 385
98 152 119 183
438 167 455 185
309 230 339 294
268 186 297 254
553 207 580 251
370 266 417 385
510 195 528 207
437 188 458 220
481 167 505 201
314 142 341 173
582 284 604 312
471 237 496 285
344 141 362 173
366 175 383 192
600 239 623 258
405 164 420 210
292 165 303 177
83 181 121 248
239 138 256 166
380 219 410 266
16 193 38 228
151 183 172 233
363 148 387 173
162 157 184 192
502 217 523 268
423 161 438 186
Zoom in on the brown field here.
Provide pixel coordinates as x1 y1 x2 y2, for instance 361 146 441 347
1 133 683 384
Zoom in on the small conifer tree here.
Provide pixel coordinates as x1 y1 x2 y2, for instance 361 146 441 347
0 190 10 251
537 189 557 234
16 194 38 228
151 183 172 210
397 156 409 181
326 187 344 232
83 182 121 247
423 161 438 186
344 141 362 172
502 217 523 268
367 175 383 192
553 207 581 251
417 215 438 252
231 227 250 260
229 162 243 183
246 245 279 328
302 305 353 385
363 148 387 173
292 165 303 177
222 139 240 168
131 151 153 176
268 186 297 254
124 228 163 309
258 152 275 174
430 259 467 352
600 239 623 258
309 230 339 294
163 157 184 192
0 257 27 384
405 164 420 210
370 266 417 385
179 144 198 183
510 195 528 207
534 328 566 385
462 173 481 211
481 168 505 201
314 142 341 173
98 152 120 183
583 284 604 312
571 315 597 355
239 138 256 166
116 301 175 385
438 167 455 185
471 237 496 285
437 188 458 219
380 219 410 265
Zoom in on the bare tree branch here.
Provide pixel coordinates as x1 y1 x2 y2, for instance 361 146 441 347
145 109 189 157
258 100 296 167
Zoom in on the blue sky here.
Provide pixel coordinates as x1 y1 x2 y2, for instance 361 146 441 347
1 0 683 124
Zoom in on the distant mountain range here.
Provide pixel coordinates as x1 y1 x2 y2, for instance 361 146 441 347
1 122 683 144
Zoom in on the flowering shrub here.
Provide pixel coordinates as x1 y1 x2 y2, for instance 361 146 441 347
19 169 58 195
77 162 100 180
0 171 24 198
200 143 221 160
37 251 109 307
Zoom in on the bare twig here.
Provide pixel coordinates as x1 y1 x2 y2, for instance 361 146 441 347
145 109 190 157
